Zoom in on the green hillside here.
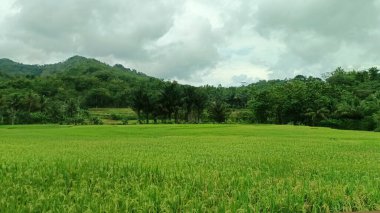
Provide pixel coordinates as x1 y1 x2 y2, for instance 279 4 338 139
0 56 154 81
0 58 42 76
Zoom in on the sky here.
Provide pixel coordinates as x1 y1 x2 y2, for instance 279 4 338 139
1 0 380 86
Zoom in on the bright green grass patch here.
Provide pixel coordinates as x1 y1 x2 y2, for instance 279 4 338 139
89 107 137 118
0 125 380 212
89 108 138 124
89 107 136 115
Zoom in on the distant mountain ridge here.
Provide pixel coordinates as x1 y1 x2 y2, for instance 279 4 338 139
0 58 42 76
0 56 150 80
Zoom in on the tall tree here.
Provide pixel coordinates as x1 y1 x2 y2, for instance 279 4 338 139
0 94 5 124
131 87 148 124
208 99 228 123
5 93 23 125
160 81 183 123
85 88 112 108
183 86 196 122
23 91 40 113
193 88 208 123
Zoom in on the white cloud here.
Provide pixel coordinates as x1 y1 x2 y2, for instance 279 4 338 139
1 0 380 85
176 59 270 87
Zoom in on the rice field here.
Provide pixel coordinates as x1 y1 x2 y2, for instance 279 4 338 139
0 124 380 212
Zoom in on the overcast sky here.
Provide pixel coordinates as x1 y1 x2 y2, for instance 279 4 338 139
1 0 380 86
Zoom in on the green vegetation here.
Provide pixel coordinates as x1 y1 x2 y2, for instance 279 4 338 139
0 125 379 212
1 56 380 131
89 108 137 125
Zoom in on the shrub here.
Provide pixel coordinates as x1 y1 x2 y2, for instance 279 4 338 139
109 113 124 120
90 117 103 125
228 110 254 123
121 118 129 125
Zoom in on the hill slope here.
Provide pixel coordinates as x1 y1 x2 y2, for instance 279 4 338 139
0 58 42 76
0 56 154 81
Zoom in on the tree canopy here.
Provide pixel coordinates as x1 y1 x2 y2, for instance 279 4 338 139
1 57 380 131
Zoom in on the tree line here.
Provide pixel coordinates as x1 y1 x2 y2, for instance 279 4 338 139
248 67 380 131
1 57 380 131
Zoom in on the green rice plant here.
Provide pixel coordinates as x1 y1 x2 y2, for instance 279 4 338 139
0 124 379 212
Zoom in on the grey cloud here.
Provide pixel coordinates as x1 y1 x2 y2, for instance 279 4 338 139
147 17 221 79
254 0 380 78
1 0 380 85
2 0 225 80
256 0 380 37
7 0 179 58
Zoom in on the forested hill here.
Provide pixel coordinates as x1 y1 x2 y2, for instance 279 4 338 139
0 58 42 76
1 56 380 132
0 56 152 79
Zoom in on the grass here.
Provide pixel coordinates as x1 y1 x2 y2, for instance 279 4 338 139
89 108 137 124
0 124 380 212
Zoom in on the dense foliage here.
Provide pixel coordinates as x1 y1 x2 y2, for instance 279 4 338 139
1 56 380 131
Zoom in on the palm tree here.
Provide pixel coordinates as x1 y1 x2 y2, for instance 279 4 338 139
6 93 23 125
